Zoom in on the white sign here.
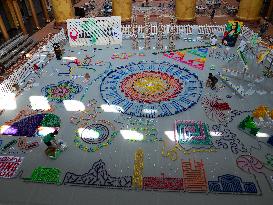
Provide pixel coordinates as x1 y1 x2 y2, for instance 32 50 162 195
67 17 122 47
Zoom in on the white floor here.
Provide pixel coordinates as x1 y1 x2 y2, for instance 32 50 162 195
0 38 273 205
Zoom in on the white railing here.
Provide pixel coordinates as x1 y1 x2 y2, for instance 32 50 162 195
133 7 174 16
121 24 226 39
241 25 258 41
0 29 67 95
0 25 264 96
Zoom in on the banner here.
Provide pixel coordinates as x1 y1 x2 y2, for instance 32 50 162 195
67 17 122 47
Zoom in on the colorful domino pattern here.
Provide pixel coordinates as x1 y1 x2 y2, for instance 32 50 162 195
100 62 203 118
163 47 209 70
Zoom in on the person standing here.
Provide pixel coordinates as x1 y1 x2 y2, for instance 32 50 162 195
259 21 269 37
53 43 63 60
210 8 216 22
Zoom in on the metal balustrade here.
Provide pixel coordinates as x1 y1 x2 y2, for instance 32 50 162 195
121 24 226 39
0 29 66 95
0 33 23 51
0 35 29 58
0 25 266 96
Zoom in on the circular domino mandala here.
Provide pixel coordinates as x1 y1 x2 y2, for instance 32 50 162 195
41 80 82 103
100 62 203 118
80 124 109 144
74 120 117 152
120 71 182 103
201 95 231 123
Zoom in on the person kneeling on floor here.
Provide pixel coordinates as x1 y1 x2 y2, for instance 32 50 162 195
206 73 218 89
43 130 60 156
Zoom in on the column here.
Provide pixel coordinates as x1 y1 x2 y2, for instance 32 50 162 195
267 0 273 19
175 0 196 22
4 0 19 28
0 15 10 41
39 0 50 23
112 0 132 23
12 0 27 34
27 0 40 29
237 0 263 21
51 0 74 25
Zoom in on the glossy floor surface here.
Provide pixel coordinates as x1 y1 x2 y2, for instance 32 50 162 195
0 37 273 205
